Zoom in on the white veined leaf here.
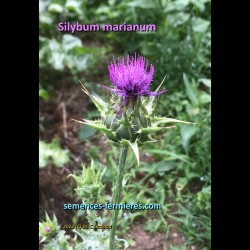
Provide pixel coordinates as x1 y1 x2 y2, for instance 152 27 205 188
48 3 63 13
62 34 82 51
126 0 160 9
192 17 210 33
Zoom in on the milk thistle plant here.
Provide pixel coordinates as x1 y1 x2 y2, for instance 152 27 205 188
75 54 193 250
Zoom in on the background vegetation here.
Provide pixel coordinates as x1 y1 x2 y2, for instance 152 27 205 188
39 0 211 249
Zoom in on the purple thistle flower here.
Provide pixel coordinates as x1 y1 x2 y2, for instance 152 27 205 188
105 54 166 104
45 226 50 233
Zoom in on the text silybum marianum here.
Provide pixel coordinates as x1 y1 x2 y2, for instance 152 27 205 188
64 203 161 210
58 22 157 33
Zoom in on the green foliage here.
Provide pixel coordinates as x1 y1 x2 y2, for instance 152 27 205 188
73 227 128 250
42 230 73 250
39 34 107 73
39 0 210 88
112 73 210 246
170 186 211 248
39 212 61 244
39 84 49 101
68 159 106 203
39 161 129 250
39 0 110 86
39 139 70 168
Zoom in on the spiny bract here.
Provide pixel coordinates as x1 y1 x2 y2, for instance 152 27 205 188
74 55 193 165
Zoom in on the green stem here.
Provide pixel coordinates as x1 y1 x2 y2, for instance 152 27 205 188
109 146 128 250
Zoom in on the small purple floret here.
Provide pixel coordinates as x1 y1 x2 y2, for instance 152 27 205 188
45 226 50 233
105 54 166 103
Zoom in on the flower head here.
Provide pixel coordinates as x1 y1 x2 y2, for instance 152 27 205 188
106 54 166 103
75 55 193 165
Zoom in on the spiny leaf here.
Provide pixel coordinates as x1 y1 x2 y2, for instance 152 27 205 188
139 126 176 133
72 118 115 138
152 75 168 112
151 117 194 127
122 173 131 187
79 81 108 116
156 75 167 92
119 139 140 165
128 141 140 166
90 94 109 117
143 75 167 115
138 136 158 146
142 134 158 144
142 96 156 115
